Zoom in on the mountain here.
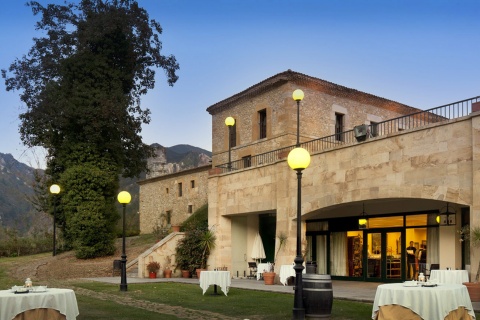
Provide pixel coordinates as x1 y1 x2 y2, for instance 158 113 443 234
0 144 212 234
147 144 211 178
0 153 41 234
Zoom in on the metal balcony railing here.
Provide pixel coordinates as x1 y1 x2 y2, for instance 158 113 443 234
216 96 480 174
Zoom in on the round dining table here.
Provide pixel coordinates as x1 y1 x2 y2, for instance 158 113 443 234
430 269 469 284
372 283 475 320
0 287 79 320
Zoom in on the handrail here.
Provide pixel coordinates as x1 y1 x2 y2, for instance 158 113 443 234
216 96 480 173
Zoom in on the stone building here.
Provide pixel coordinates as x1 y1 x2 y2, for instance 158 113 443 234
139 69 480 283
138 164 210 233
206 70 480 282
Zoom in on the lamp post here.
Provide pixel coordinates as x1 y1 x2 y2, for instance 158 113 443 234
225 116 235 171
117 191 131 292
49 184 60 256
292 89 304 147
288 89 310 320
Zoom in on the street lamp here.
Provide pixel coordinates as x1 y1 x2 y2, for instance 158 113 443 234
292 89 304 147
289 88 309 320
225 116 235 171
117 191 131 292
288 147 310 320
49 184 60 256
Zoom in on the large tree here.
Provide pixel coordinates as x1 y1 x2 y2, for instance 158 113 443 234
2 0 179 257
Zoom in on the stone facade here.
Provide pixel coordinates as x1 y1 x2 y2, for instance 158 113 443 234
208 112 480 278
207 70 418 169
205 70 479 280
138 165 210 233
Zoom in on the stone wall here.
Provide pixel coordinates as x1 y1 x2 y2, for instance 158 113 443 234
209 78 418 168
208 114 479 274
139 165 210 234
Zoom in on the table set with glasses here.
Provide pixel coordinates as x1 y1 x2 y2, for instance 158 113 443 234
372 279 475 320
0 286 79 320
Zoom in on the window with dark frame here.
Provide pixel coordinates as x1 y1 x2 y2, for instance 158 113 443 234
229 121 237 148
188 205 193 213
242 155 252 168
259 109 267 139
166 188 169 194
335 113 344 142
370 121 379 137
191 180 195 188
178 182 182 197
166 211 171 225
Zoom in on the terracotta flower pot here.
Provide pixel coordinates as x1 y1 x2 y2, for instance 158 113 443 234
463 282 480 301
181 270 190 278
196 268 207 279
172 225 181 232
163 269 172 278
263 272 276 285
149 272 157 279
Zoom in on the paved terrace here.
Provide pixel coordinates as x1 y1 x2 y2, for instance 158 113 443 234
85 276 480 312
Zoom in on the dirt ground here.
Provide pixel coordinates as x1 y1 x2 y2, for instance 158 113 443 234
9 237 152 282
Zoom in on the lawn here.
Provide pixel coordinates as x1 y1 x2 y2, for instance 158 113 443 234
71 281 373 320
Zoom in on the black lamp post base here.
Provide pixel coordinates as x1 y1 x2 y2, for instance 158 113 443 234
292 308 305 320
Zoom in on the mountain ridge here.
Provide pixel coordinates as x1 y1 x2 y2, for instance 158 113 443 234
0 144 212 234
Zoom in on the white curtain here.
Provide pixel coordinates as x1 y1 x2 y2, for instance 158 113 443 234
316 235 327 274
427 226 439 266
331 232 347 276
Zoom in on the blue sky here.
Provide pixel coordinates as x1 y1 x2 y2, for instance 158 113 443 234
1 0 479 168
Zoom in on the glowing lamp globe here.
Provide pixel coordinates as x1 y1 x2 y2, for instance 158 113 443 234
117 191 131 204
50 184 60 195
292 89 304 101
225 117 235 127
287 147 311 170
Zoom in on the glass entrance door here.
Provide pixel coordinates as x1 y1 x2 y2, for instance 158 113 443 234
366 230 403 281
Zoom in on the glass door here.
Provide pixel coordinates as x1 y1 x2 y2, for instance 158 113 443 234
366 230 403 281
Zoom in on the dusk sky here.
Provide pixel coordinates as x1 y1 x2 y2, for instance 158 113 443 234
1 0 479 168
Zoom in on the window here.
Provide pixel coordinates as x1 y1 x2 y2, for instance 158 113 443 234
191 180 195 188
166 188 169 194
259 109 267 139
370 121 378 137
188 205 193 214
178 182 182 197
166 211 171 225
335 113 344 142
229 121 237 148
242 155 252 168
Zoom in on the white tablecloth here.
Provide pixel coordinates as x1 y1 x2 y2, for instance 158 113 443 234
256 263 271 280
372 283 475 320
279 264 306 286
0 288 79 320
430 270 469 284
199 271 231 296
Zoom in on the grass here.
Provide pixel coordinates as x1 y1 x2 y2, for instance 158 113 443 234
70 281 374 320
2 238 477 320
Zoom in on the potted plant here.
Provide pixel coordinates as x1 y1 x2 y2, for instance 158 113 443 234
264 232 288 285
163 255 174 278
195 227 217 278
175 227 217 279
461 225 480 301
146 261 160 279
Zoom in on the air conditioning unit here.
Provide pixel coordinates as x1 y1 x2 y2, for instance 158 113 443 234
354 124 368 142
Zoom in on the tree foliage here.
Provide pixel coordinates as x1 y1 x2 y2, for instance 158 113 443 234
2 0 179 178
2 0 179 258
